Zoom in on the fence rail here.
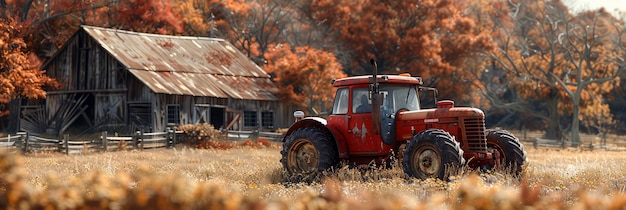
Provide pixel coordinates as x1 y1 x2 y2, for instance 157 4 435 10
1 129 279 156
519 138 626 151
10 129 621 154
0 134 21 152
0 129 183 155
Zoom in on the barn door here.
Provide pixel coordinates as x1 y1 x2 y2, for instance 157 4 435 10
194 105 210 124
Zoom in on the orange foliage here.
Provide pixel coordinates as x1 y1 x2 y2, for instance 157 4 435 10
108 0 183 34
0 16 58 117
309 0 495 102
264 43 346 113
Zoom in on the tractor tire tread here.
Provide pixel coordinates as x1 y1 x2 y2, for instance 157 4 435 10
280 127 338 175
402 129 464 180
486 129 526 176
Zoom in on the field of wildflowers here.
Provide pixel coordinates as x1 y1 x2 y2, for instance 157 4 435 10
1 143 625 209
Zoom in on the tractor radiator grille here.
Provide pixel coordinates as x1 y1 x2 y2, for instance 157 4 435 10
464 118 487 151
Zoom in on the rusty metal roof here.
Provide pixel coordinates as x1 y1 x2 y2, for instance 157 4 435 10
82 25 278 101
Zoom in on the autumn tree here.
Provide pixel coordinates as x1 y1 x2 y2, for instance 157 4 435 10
264 43 346 114
554 10 624 144
485 0 624 143
0 16 57 128
306 0 495 104
464 0 514 108
224 0 293 64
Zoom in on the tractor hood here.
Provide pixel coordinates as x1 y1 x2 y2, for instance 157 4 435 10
397 100 484 121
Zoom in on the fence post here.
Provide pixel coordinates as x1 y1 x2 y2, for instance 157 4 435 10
24 132 29 153
57 136 63 153
172 128 177 146
102 131 108 152
15 132 24 153
139 130 145 150
133 131 140 149
64 134 69 155
165 130 169 148
6 134 10 152
166 127 172 148
252 129 259 141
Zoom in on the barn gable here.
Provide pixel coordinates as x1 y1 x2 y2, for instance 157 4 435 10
31 25 291 135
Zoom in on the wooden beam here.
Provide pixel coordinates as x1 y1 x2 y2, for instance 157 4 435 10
47 89 127 95
225 114 240 130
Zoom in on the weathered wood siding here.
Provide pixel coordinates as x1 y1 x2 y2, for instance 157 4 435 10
150 94 231 132
228 99 294 131
40 27 290 134
43 30 130 131
47 31 127 91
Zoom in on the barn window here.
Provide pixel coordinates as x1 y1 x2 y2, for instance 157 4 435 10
261 111 274 128
167 105 180 125
243 111 257 128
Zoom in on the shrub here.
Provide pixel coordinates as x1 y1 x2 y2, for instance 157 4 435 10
177 123 221 145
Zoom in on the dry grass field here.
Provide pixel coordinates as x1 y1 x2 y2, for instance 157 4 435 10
1 142 626 209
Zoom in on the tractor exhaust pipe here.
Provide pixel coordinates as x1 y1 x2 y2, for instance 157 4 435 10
370 59 381 135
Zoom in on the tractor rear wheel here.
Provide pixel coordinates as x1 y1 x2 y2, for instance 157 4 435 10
486 129 526 177
402 129 464 180
281 127 338 176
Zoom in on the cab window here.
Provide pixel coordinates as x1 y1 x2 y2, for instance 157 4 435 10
332 88 349 114
352 88 371 113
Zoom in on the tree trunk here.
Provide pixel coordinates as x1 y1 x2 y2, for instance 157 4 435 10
570 95 581 146
544 96 562 140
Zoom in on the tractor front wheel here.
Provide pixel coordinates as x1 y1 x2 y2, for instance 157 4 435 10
402 129 464 180
281 127 338 176
486 129 526 177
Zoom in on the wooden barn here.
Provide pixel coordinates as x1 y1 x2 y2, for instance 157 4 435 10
29 25 293 135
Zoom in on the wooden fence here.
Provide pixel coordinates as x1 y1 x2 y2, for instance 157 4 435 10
512 130 626 151
0 134 22 153
0 129 286 155
0 129 184 155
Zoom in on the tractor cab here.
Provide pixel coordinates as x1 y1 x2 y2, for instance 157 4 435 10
325 74 424 160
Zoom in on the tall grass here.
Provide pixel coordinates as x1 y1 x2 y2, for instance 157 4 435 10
0 145 625 209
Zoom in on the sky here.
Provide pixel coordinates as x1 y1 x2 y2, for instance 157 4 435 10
565 0 626 17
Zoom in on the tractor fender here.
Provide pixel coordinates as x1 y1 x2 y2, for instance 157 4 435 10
282 117 348 159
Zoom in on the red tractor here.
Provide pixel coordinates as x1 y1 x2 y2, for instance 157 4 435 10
280 61 526 180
